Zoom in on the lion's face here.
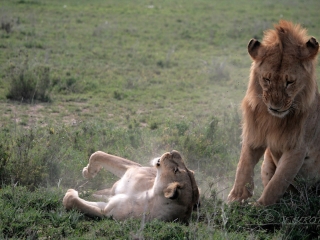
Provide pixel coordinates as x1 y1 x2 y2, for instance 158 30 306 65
247 23 319 118
256 53 307 118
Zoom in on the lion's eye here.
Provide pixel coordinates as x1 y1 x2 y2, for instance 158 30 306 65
174 167 179 174
263 77 270 84
286 81 294 87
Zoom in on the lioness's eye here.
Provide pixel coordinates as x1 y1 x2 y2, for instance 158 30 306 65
174 167 179 174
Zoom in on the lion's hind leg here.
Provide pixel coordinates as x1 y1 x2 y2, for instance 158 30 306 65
261 149 276 188
83 151 142 179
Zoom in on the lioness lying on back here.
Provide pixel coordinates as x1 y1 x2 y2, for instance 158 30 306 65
63 150 199 224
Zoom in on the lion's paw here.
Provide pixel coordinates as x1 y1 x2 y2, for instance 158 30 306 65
227 186 253 203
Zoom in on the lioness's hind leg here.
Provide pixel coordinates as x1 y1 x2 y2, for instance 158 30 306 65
83 151 142 179
63 189 109 218
261 149 276 188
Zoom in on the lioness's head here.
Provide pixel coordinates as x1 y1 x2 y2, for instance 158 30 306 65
153 150 199 217
248 20 319 118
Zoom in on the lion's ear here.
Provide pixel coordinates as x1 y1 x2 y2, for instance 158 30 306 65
300 37 319 60
248 39 265 60
164 182 182 199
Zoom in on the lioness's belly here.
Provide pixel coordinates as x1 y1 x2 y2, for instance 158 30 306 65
115 167 156 195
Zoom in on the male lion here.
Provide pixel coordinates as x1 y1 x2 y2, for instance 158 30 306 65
63 150 199 223
228 20 320 206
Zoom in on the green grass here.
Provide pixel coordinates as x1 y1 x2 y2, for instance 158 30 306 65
1 184 319 239
1 0 320 238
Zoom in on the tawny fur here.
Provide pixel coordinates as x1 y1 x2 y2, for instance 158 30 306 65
63 150 199 223
228 20 320 206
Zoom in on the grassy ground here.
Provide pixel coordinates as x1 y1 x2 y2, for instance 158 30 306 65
1 0 320 238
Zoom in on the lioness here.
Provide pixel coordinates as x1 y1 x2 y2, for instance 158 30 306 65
63 150 199 223
228 20 320 206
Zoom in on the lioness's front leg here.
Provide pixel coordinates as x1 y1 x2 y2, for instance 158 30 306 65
228 145 265 203
257 150 305 205
82 151 142 179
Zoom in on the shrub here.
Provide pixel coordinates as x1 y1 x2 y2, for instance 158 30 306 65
6 53 51 102
208 58 230 82
0 143 10 184
0 127 61 189
113 90 126 100
1 18 13 34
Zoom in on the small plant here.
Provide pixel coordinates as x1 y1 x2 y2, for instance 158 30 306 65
150 122 158 130
0 143 10 184
176 122 189 136
113 90 126 100
6 52 52 102
208 58 230 82
1 18 13 34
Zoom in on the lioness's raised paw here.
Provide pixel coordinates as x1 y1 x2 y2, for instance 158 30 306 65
82 164 102 179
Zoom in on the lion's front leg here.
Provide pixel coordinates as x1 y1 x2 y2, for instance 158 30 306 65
261 148 276 188
257 150 305 206
228 145 265 203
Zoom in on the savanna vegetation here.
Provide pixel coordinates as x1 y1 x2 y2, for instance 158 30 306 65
1 0 320 239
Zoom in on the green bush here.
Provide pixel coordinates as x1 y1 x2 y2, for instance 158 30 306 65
6 53 51 102
0 127 62 189
1 18 13 34
155 115 240 177
0 113 239 190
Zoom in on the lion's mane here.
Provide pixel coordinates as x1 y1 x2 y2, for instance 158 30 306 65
242 20 318 151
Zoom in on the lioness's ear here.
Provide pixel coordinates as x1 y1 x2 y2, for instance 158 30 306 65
300 37 319 60
164 182 182 199
248 39 264 60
